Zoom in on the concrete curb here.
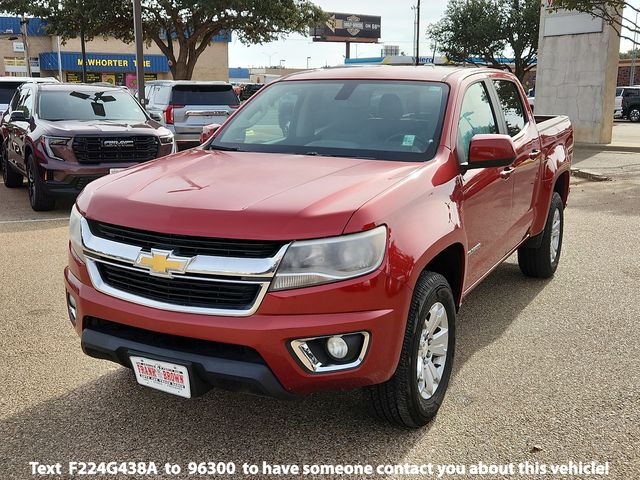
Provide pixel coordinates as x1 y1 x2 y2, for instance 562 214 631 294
574 142 640 153
570 168 611 182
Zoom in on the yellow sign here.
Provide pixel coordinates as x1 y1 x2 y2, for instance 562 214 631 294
134 249 192 278
76 58 151 68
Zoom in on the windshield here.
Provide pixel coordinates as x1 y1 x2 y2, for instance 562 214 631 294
210 80 449 161
38 90 147 122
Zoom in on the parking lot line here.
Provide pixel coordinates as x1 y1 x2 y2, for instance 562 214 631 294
0 217 68 225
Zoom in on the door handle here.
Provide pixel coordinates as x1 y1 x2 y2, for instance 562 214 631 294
499 166 515 179
529 149 541 159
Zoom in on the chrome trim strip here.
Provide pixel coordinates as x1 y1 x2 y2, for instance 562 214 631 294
86 258 270 317
290 332 370 373
80 217 290 278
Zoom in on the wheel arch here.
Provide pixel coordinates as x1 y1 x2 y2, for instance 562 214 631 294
417 242 465 309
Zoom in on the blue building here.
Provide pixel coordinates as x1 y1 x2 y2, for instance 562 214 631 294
0 16 230 84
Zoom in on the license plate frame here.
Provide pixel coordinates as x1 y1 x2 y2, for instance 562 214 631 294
130 355 192 398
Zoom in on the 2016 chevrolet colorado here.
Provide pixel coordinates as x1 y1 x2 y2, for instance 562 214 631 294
64 66 573 428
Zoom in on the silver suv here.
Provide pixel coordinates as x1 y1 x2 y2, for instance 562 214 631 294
144 81 240 150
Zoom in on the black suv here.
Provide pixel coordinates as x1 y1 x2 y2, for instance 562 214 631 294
621 87 640 122
1 83 175 211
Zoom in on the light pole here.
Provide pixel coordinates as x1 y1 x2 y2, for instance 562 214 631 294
415 0 421 65
631 10 638 85
306 56 311 69
262 51 277 67
133 0 145 103
411 5 417 59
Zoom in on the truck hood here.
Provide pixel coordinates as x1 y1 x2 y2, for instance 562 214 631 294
78 149 421 240
41 119 167 135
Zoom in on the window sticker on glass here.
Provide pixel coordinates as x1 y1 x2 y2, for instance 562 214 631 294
402 135 416 147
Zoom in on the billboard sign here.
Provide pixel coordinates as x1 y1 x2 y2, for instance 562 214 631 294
311 13 381 43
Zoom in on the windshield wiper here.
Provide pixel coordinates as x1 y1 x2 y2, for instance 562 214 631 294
209 144 243 151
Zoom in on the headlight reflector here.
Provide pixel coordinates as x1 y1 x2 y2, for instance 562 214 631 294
270 225 387 291
69 204 85 262
42 136 72 161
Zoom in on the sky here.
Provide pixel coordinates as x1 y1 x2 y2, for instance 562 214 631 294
228 0 449 69
228 0 640 69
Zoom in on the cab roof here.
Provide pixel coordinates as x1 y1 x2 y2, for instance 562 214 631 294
281 65 500 84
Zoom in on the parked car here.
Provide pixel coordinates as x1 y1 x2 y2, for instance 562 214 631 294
618 85 640 120
239 83 264 101
144 80 240 150
2 82 175 211
65 66 573 428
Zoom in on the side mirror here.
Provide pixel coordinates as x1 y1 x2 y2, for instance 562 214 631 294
465 134 516 170
10 111 26 122
149 112 162 122
200 123 222 144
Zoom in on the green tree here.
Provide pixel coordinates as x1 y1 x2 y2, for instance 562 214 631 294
548 0 637 43
0 0 326 80
428 0 540 82
0 0 122 81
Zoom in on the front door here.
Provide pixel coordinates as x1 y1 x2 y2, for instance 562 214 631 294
457 81 514 290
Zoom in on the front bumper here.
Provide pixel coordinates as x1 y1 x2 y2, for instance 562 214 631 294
64 249 411 397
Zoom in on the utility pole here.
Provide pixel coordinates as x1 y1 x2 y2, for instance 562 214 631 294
415 0 421 65
80 27 87 82
20 14 31 76
133 0 145 104
631 10 639 85
411 5 417 58
56 36 63 81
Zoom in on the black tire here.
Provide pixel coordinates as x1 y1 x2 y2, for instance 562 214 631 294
629 108 640 122
26 154 55 211
518 192 564 278
2 145 23 188
365 271 456 428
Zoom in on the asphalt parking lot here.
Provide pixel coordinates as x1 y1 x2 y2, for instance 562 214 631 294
0 151 639 479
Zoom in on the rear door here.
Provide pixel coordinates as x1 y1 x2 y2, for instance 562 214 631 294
490 78 541 247
170 84 239 134
457 80 514 289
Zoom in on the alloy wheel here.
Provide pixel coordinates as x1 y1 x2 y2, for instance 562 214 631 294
416 302 449 400
550 207 561 263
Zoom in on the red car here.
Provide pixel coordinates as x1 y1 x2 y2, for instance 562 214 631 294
64 66 572 428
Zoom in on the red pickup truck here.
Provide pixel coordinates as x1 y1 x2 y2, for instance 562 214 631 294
64 66 572 428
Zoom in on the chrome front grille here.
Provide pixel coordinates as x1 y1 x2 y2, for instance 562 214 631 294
80 218 289 316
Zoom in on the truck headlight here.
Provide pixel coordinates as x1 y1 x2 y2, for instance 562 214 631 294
270 225 387 291
42 136 72 161
69 204 85 263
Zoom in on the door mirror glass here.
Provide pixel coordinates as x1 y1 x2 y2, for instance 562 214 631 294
200 123 222 144
10 110 26 122
465 134 516 169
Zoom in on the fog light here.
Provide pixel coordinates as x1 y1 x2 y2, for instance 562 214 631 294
326 336 348 360
67 293 77 325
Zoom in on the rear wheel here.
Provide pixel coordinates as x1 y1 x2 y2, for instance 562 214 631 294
2 144 23 188
629 108 640 122
365 271 456 428
26 154 55 211
518 192 564 278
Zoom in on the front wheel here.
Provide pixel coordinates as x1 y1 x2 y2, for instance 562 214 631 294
518 192 564 278
365 271 456 428
27 154 55 211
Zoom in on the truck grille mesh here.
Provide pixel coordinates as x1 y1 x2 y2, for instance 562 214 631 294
88 220 286 259
97 262 261 310
73 136 159 163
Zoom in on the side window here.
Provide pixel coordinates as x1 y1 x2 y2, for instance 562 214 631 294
493 80 526 137
457 82 498 164
15 88 33 118
9 90 21 111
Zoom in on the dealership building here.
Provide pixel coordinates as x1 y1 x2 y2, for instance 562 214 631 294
0 16 229 85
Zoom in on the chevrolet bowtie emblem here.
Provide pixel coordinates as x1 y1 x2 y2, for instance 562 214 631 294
134 249 192 278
